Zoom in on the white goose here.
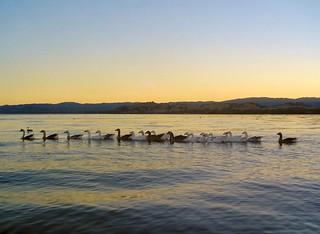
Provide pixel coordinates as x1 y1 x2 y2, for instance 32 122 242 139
223 131 245 143
206 133 227 143
196 133 207 143
130 130 147 141
183 132 199 143
84 130 102 140
27 127 33 134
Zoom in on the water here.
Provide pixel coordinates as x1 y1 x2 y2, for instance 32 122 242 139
0 114 319 233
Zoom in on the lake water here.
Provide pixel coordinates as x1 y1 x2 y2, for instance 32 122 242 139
0 114 319 233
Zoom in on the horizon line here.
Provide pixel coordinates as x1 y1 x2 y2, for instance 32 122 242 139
1 96 320 106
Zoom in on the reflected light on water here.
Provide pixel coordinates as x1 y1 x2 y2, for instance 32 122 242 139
0 114 319 233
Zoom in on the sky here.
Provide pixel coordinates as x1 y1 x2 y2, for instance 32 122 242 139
0 0 319 105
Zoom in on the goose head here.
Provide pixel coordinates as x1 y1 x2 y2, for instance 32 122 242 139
166 131 174 137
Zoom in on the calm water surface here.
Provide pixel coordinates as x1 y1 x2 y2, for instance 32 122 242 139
0 114 319 233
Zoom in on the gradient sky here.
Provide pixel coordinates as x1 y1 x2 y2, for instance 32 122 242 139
0 0 319 105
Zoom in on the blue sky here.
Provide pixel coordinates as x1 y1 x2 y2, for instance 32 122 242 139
1 0 319 104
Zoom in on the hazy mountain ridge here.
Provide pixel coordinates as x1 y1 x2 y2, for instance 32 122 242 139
1 98 320 114
222 97 320 107
0 102 130 114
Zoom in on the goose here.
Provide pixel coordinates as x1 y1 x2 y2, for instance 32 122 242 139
95 130 114 140
64 130 83 140
183 132 200 143
84 130 102 140
145 130 166 142
206 133 227 143
40 130 58 141
150 130 167 140
197 133 208 143
20 129 34 141
166 131 188 144
130 130 147 141
223 131 245 143
241 131 262 142
115 128 132 142
277 132 297 144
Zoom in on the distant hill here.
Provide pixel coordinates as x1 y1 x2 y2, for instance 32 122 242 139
1 98 320 114
223 97 320 107
112 101 264 114
0 102 129 114
111 100 320 114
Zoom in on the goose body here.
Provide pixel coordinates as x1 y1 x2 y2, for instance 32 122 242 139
197 133 207 143
115 128 132 141
84 130 102 140
64 131 83 140
105 133 115 140
224 131 245 143
96 130 114 140
40 130 58 141
242 131 262 142
183 132 201 143
20 129 35 141
277 132 297 144
145 130 166 142
130 130 147 141
206 133 227 143
150 131 167 140
166 131 188 144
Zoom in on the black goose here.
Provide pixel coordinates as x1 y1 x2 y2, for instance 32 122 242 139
64 130 83 140
20 129 34 141
115 128 132 142
166 131 188 144
145 130 166 143
277 132 297 144
242 131 262 142
96 130 114 140
40 130 58 141
150 130 166 140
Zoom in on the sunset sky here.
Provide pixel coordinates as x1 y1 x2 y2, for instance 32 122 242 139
0 0 319 105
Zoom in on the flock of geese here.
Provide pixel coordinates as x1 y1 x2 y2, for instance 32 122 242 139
19 127 297 144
